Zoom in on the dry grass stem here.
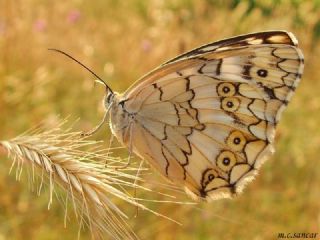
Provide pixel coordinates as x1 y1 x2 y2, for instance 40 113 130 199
0 121 180 240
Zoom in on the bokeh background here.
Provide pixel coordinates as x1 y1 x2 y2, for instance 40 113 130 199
0 0 319 239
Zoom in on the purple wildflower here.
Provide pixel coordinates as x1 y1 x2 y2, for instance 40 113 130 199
67 9 81 24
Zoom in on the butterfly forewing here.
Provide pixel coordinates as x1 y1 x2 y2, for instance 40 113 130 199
111 31 304 201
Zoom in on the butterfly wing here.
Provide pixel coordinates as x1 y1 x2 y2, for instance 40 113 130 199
118 31 304 201
125 30 299 93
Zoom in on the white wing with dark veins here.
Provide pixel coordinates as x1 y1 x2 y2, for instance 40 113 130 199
116 31 304 201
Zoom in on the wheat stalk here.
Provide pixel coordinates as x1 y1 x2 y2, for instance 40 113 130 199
0 121 176 240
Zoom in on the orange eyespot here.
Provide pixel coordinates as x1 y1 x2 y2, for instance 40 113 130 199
226 131 246 152
201 168 218 187
217 83 236 97
216 150 237 172
221 97 240 112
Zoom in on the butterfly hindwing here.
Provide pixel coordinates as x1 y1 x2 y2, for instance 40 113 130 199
112 31 304 201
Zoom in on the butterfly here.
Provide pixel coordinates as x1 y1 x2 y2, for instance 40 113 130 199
53 31 304 201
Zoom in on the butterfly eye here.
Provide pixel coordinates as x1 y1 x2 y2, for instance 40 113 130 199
106 93 113 103
217 83 236 97
216 151 237 172
103 93 114 110
226 131 246 152
221 97 240 112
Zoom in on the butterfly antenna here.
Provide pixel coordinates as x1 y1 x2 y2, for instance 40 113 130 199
48 48 113 94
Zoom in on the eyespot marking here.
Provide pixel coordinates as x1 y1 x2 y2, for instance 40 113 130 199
221 97 240 112
201 168 218 188
216 150 237 172
257 69 268 78
217 82 236 97
226 131 246 152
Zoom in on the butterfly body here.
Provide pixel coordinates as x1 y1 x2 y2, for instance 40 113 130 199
108 93 132 145
104 31 304 201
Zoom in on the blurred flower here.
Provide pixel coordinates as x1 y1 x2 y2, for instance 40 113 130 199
33 19 47 32
141 39 152 53
67 9 81 24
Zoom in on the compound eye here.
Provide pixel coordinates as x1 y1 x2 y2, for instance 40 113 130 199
104 93 114 109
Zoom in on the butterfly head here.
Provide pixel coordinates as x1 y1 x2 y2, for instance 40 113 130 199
106 94 131 145
103 88 115 110
95 79 115 110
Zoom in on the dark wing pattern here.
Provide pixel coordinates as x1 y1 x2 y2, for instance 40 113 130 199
119 31 304 201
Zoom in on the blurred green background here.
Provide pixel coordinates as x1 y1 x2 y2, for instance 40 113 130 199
0 0 319 239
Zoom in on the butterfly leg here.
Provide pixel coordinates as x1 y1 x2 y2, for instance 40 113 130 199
134 160 144 217
81 110 109 137
116 123 134 169
104 134 115 166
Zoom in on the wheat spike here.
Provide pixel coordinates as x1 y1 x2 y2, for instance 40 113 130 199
0 121 173 240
